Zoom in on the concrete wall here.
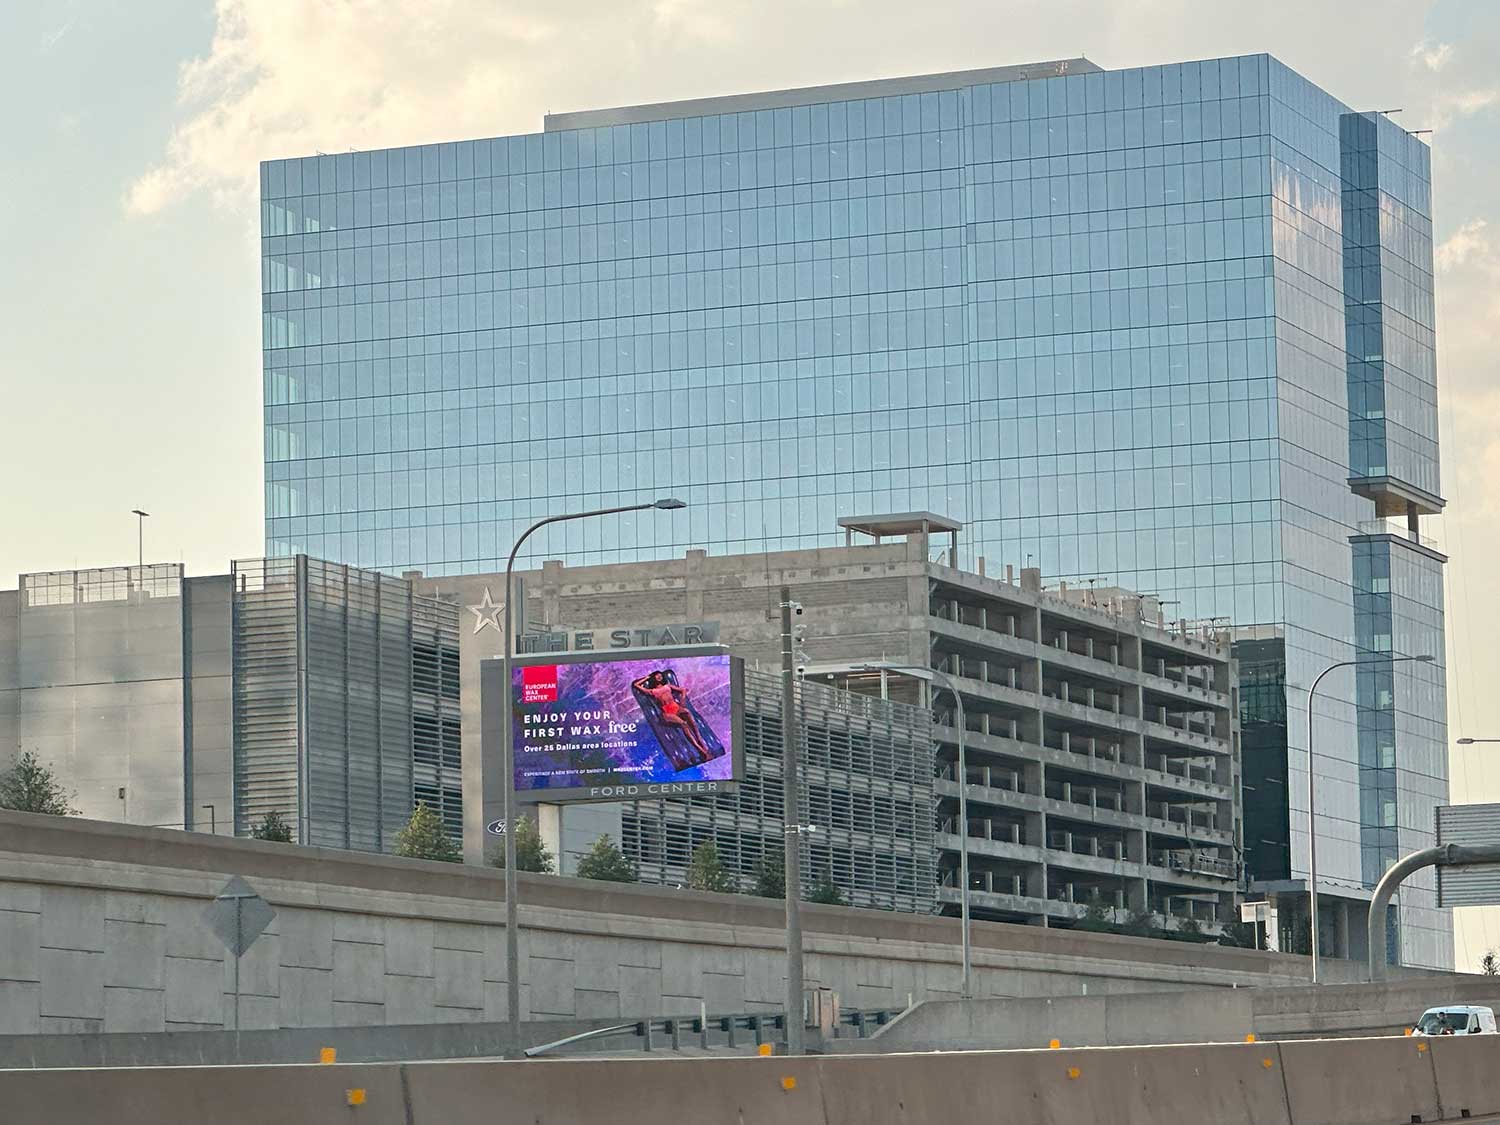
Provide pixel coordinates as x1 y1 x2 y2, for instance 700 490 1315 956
862 973 1500 1052
0 568 194 830
0 570 238 837
5 1035 1500 1125
184 575 233 834
0 811 1379 1038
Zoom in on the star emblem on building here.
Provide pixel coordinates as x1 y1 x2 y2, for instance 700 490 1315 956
467 587 504 635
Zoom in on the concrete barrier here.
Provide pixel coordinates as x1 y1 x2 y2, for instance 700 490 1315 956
0 1016 622 1069
4 1036 1499 1124
818 1042 1292 1125
868 988 1256 1051
405 1055 829 1125
1252 975 1500 1040
1429 1035 1500 1121
861 976 1500 1053
1 1062 408 1125
1279 1036 1440 1125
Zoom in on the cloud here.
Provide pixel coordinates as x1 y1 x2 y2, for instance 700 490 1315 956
1398 32 1500 134
1424 86 1499 133
38 12 78 54
1412 39 1452 72
126 0 560 216
130 0 1453 220
652 0 736 42
1434 219 1500 516
1436 218 1491 272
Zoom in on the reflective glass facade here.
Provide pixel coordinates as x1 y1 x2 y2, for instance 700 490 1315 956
260 54 1449 965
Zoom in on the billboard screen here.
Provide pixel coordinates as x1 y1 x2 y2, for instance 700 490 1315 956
511 648 742 803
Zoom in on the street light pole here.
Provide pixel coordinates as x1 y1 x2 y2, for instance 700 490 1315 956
1306 652 1433 983
501 497 685 1057
779 586 805 1055
131 509 150 569
859 661 971 1000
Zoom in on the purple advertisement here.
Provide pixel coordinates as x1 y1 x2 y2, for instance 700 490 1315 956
512 650 741 802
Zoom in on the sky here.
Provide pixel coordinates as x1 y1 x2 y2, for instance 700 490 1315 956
3 0 1499 966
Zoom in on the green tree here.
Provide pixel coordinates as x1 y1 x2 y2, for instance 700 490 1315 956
806 869 846 906
1217 922 1258 949
487 815 555 874
0 751 77 816
575 834 637 883
687 841 737 894
1076 891 1113 933
1289 917 1313 956
751 851 785 899
1482 950 1499 976
393 803 461 863
1123 908 1159 938
251 811 293 842
1174 914 1203 939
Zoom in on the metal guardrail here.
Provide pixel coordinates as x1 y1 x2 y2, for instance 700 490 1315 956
524 1007 905 1057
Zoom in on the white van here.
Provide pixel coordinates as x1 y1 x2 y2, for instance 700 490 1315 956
1413 1006 1497 1035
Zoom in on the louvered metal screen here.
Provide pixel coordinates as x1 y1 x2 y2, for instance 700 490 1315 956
622 671 936 913
1437 803 1500 908
232 556 462 850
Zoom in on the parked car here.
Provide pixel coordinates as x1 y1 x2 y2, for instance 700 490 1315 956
1412 1006 1497 1035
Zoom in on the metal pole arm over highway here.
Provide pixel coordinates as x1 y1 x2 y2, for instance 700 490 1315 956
1368 843 1500 980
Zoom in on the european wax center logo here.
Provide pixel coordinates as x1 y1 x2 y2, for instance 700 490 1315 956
521 665 558 704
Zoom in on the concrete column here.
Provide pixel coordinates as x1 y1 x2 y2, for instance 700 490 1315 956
1023 809 1043 848
684 548 706 620
539 558 568 628
1336 899 1351 960
1022 760 1044 797
537 803 562 870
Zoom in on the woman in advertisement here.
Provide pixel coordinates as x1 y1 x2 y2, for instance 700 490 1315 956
631 668 714 764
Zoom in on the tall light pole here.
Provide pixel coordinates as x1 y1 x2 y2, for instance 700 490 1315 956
859 661 971 1000
500 497 685 1056
131 509 150 569
1457 738 1500 745
779 586 805 1055
1306 652 1433 983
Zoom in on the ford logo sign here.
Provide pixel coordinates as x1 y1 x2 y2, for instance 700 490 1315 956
486 819 506 835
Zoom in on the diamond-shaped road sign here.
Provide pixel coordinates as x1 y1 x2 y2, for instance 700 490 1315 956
203 875 275 958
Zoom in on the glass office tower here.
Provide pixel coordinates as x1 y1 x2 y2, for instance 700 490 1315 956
260 55 1449 965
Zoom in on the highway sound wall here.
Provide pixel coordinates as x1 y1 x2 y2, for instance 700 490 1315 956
0 809 1383 1039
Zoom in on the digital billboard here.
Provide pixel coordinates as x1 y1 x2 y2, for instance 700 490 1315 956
511 647 742 803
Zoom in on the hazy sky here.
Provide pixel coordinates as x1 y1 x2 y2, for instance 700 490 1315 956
4 0 1500 966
